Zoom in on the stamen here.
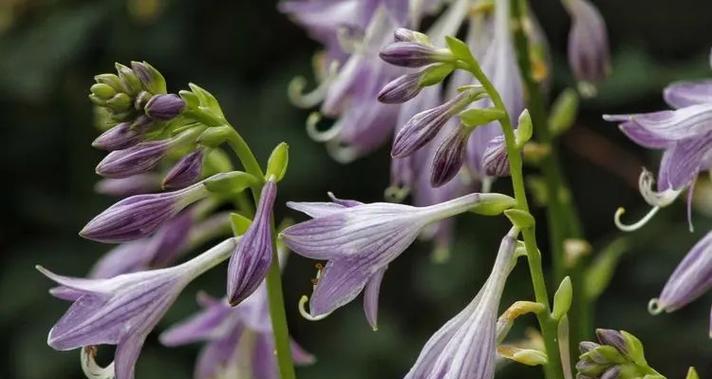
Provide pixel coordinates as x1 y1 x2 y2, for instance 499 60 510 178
287 61 339 109
648 298 664 315
326 140 358 163
638 168 681 208
80 346 115 379
613 206 660 232
298 295 331 321
336 25 364 53
306 112 341 142
384 185 410 202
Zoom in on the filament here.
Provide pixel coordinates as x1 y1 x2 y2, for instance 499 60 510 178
384 185 410 202
298 295 331 322
647 298 664 315
306 112 342 142
613 206 660 232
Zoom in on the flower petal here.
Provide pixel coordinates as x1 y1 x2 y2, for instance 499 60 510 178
657 131 712 191
663 80 712 108
603 103 712 142
363 265 387 330
619 120 674 149
656 231 712 311
114 334 146 379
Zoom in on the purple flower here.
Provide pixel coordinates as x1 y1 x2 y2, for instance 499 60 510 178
649 231 712 314
392 89 477 158
378 70 423 103
163 149 205 190
380 41 448 68
130 61 166 95
564 0 610 93
430 126 470 187
227 180 278 306
404 229 518 379
144 94 185 121
96 140 171 178
92 122 147 151
39 238 237 379
481 135 510 177
95 174 161 197
281 191 514 324
161 287 314 379
79 181 208 243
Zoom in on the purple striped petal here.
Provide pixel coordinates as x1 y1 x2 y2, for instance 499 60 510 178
96 140 171 178
430 126 469 187
618 121 674 149
92 122 145 151
95 174 161 197
363 265 387 330
657 131 712 191
162 149 205 190
663 80 712 108
603 103 712 142
481 135 510 177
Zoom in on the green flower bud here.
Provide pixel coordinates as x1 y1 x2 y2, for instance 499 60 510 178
549 88 579 136
515 109 533 148
265 142 289 182
94 73 124 91
115 63 142 95
552 276 573 320
90 83 117 100
131 61 167 94
106 93 132 113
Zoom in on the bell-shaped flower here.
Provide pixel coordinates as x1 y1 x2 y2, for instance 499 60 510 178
39 238 238 379
404 228 518 379
160 285 314 379
227 179 278 306
280 191 515 325
564 0 610 95
649 231 712 314
163 149 205 190
79 180 208 243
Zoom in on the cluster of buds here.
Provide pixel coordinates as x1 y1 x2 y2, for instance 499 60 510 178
576 329 664 379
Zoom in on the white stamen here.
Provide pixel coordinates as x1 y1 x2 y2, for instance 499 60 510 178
287 61 339 109
613 206 660 232
298 295 331 322
648 298 664 315
384 185 410 202
326 140 358 163
306 112 342 142
81 346 115 379
638 168 681 208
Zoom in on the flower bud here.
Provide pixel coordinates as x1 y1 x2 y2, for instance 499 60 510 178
552 276 573 320
131 61 167 94
94 73 123 91
115 62 142 95
92 121 149 151
106 93 132 113
145 94 185 121
378 72 422 104
430 126 470 187
162 149 205 189
393 28 430 44
380 42 452 68
96 140 170 178
565 0 611 96
95 174 161 197
266 142 289 182
90 83 117 100
482 136 510 177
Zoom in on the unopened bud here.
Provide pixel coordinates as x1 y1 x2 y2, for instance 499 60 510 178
90 83 117 100
549 88 579 136
131 61 167 94
552 276 573 320
145 94 185 120
266 142 289 182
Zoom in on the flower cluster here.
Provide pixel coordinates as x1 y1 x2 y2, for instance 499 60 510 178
576 329 664 379
38 63 306 379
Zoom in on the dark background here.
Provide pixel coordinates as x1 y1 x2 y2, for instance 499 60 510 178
1 0 710 378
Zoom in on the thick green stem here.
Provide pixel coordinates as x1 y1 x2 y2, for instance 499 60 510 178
463 57 564 379
509 0 591 349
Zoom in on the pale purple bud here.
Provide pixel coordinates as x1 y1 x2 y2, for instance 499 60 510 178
92 122 145 151
145 94 185 121
481 135 511 177
565 0 610 87
130 61 166 95
595 329 627 354
79 183 207 243
392 90 473 158
430 127 469 187
163 149 205 190
95 174 161 197
601 366 620 379
650 231 712 313
380 42 446 68
227 180 277 306
38 238 236 379
96 140 170 178
394 28 426 43
378 71 422 104
579 341 600 354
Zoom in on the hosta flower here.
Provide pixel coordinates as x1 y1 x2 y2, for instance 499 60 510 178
604 58 712 231
430 126 471 187
280 191 515 326
79 180 208 243
163 149 205 190
563 0 610 95
227 179 277 306
95 174 161 197
649 231 712 315
379 41 451 68
144 94 185 121
405 228 518 379
161 286 314 379
95 139 172 178
92 119 151 151
39 238 237 379
576 329 664 379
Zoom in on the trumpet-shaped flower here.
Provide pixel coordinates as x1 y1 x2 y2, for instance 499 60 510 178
79 180 208 243
280 191 515 326
39 238 237 379
161 286 314 379
404 228 518 379
227 180 277 306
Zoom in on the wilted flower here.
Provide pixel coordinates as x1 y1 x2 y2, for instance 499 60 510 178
163 149 205 189
39 238 238 379
227 179 278 306
649 231 712 315
404 228 518 379
79 180 208 243
564 0 610 95
161 286 314 379
280 191 515 325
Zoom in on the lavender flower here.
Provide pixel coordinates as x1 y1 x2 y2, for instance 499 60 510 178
163 149 205 190
481 135 510 177
576 329 663 379
380 41 450 68
564 0 610 95
649 231 712 314
39 238 237 379
378 70 424 103
92 121 146 151
96 140 171 178
281 192 515 324
392 88 478 158
430 126 470 187
95 174 161 197
404 228 518 378
227 180 277 306
79 181 208 243
144 94 185 121
161 287 314 379
604 65 712 230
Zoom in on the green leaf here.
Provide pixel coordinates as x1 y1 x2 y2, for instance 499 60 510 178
685 367 699 379
188 82 225 118
418 63 455 87
620 330 647 366
230 212 252 235
203 171 258 194
504 209 535 229
459 107 505 128
445 36 475 64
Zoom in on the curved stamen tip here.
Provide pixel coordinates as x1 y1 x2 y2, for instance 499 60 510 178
614 206 660 232
306 112 341 143
326 140 357 164
384 185 410 202
647 298 665 315
81 346 115 379
298 295 331 322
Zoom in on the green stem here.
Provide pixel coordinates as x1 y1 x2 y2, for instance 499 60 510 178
462 56 564 379
509 0 591 348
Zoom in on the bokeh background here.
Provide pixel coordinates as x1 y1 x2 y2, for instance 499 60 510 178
1 0 710 378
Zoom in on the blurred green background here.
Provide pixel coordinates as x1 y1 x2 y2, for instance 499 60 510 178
1 0 710 378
